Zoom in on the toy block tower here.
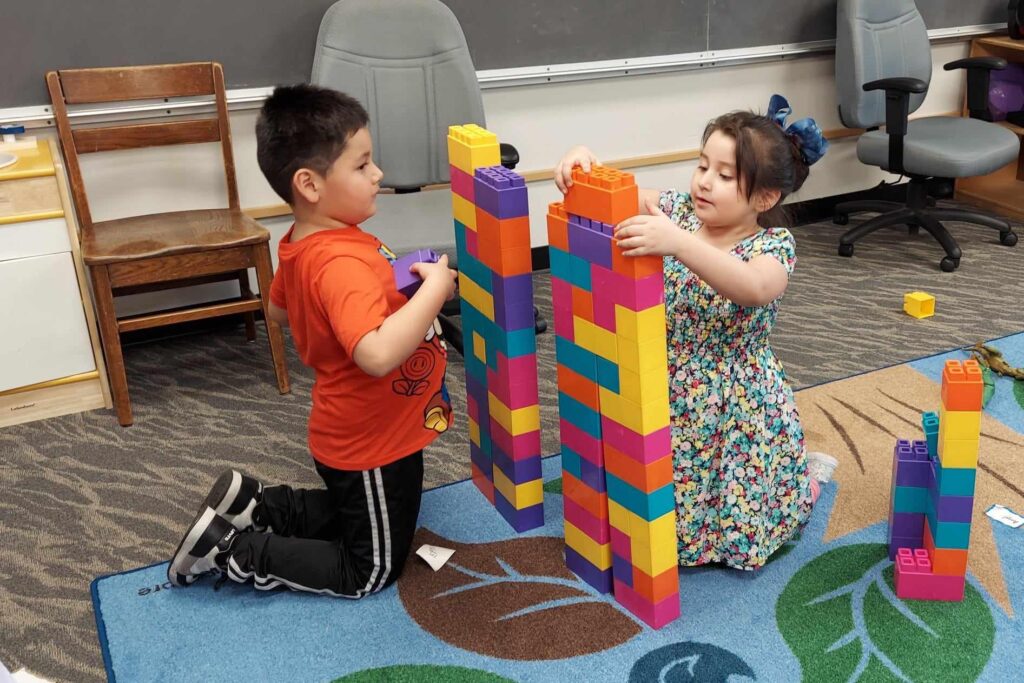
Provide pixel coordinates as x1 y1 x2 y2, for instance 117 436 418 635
448 124 543 532
888 359 983 601
548 166 680 629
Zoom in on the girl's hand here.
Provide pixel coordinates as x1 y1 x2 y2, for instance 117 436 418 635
554 146 600 194
614 199 684 257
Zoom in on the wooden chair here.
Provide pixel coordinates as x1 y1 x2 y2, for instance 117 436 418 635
46 62 290 426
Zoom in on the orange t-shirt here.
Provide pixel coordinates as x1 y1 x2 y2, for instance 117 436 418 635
269 225 452 470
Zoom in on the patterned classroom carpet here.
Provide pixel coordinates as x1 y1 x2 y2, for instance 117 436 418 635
91 333 1024 682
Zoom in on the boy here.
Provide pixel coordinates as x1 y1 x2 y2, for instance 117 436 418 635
168 84 456 597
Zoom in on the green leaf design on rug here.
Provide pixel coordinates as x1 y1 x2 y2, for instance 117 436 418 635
1014 379 1024 412
333 665 514 682
777 543 994 682
981 365 995 408
544 477 563 494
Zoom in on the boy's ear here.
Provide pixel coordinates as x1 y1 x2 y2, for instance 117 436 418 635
756 189 782 213
292 168 320 204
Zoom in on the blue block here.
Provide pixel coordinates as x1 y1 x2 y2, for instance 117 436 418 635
560 446 584 481
605 473 674 521
557 392 602 440
932 460 977 497
612 553 633 587
548 247 592 290
596 356 620 393
555 336 599 382
891 485 928 514
565 546 613 594
494 488 544 532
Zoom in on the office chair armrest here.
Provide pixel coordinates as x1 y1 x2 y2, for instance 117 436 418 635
500 142 520 170
862 78 927 175
944 57 1008 122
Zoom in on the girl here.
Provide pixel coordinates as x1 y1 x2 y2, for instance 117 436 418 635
554 96 836 570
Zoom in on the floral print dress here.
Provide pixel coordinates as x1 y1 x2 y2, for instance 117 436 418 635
659 190 813 570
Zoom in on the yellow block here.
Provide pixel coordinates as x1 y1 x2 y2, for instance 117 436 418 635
469 418 480 446
938 405 981 440
573 317 618 362
608 499 630 533
903 291 935 319
488 392 540 435
459 272 494 320
493 466 543 508
615 304 666 342
447 124 501 175
565 521 613 570
472 331 487 365
622 510 677 576
599 387 669 434
617 335 668 374
616 366 669 406
452 193 477 230
938 433 980 469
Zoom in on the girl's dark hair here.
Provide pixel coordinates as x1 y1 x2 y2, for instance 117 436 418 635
256 84 369 204
701 110 810 227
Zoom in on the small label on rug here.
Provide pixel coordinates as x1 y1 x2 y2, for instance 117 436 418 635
986 505 1024 528
416 544 455 571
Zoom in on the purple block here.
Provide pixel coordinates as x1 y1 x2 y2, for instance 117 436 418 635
888 535 923 560
470 443 492 479
894 439 931 488
465 372 490 410
612 553 634 586
391 249 439 298
936 494 974 523
579 455 607 493
565 545 613 594
494 488 544 532
492 448 542 484
474 166 529 219
889 511 925 538
568 213 614 236
492 272 535 330
567 219 614 269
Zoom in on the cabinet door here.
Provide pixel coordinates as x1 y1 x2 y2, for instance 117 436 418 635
0 252 96 393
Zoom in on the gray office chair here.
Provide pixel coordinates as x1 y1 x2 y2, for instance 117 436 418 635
311 0 544 354
834 0 1019 272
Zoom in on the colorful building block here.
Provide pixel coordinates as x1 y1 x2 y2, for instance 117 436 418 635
447 124 500 175
391 249 439 298
903 291 935 319
474 165 528 219
563 166 639 226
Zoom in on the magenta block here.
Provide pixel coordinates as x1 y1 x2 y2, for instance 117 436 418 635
564 496 610 543
601 417 671 464
450 165 475 202
590 263 665 312
554 306 575 341
486 361 538 411
613 579 681 629
550 275 573 310
490 418 541 460
474 166 528 219
610 526 632 561
894 550 966 601
467 394 480 422
466 228 479 258
592 291 617 332
392 249 440 298
560 418 603 464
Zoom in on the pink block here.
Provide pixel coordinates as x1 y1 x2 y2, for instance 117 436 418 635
554 305 574 341
613 579 681 629
551 276 573 310
591 292 617 332
564 496 610 543
601 417 671 464
895 564 966 601
486 366 538 410
590 264 665 312
467 394 479 422
466 228 479 257
450 165 475 202
560 418 603 464
490 418 541 460
610 526 632 561
498 354 539 408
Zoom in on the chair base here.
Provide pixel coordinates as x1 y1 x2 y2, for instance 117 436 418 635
834 177 1017 272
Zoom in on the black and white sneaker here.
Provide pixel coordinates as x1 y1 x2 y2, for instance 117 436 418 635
167 507 239 587
201 470 264 532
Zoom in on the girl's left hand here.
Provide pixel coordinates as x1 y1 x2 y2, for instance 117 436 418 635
614 199 684 257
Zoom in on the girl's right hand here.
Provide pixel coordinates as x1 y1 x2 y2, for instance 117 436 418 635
554 146 600 194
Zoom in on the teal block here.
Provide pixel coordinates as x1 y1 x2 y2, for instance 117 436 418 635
596 356 620 393
561 446 583 481
462 299 536 368
548 247 591 290
557 392 602 440
932 460 977 497
555 336 599 382
921 411 939 459
892 485 928 514
929 514 972 550
454 229 494 293
605 473 674 521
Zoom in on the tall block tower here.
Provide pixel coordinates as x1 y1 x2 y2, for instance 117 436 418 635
548 167 680 629
448 124 543 532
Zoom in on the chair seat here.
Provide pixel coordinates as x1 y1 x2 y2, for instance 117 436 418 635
858 116 1020 178
83 209 269 265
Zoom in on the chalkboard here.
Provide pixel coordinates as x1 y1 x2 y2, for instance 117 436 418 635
0 0 1009 110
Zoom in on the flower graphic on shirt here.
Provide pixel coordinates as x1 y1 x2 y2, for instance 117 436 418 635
393 348 435 397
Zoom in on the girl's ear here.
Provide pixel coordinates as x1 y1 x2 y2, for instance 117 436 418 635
755 189 782 213
292 168 320 204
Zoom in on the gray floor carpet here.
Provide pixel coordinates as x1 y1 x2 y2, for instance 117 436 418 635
1 208 1022 682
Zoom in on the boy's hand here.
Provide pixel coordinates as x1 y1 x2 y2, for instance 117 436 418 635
614 200 685 257
554 146 600 194
409 254 458 300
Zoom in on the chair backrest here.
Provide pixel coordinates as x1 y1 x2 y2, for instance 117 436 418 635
311 0 486 190
836 0 932 129
46 62 240 231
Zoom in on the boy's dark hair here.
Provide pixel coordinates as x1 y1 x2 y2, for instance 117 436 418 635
256 84 369 204
702 111 810 228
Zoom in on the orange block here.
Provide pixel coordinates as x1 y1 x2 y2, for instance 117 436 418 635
604 445 673 493
631 565 679 603
571 286 594 322
611 242 663 278
477 209 530 250
924 518 969 576
478 237 532 277
558 363 600 411
547 202 569 251
563 471 609 520
564 166 639 226
941 359 984 411
471 462 494 504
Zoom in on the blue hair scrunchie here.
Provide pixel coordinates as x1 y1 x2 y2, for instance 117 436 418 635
766 94 829 166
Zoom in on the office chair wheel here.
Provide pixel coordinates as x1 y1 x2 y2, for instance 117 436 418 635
533 306 547 334
1000 230 1018 247
939 256 959 273
838 243 855 257
833 213 849 226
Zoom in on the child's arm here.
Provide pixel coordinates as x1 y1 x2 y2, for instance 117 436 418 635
267 301 289 328
555 146 661 215
352 255 457 377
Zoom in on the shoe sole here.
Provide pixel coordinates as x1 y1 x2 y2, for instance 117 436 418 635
202 470 260 530
167 506 219 587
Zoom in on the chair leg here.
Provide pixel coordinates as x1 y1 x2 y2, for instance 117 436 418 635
91 265 133 426
238 269 257 341
915 213 963 271
838 208 916 253
834 199 904 219
927 208 1016 245
253 244 291 394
